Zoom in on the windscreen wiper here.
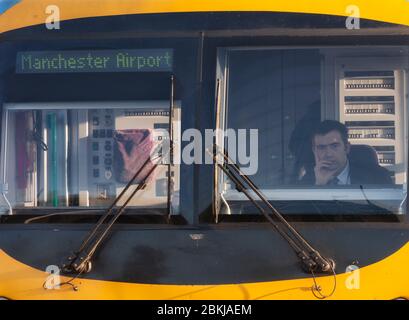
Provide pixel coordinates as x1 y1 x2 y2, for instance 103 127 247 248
61 144 166 274
209 145 335 274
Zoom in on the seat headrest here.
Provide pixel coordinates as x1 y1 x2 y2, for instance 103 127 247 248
349 144 379 167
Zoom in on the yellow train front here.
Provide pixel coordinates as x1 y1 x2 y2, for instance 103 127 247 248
0 1 408 300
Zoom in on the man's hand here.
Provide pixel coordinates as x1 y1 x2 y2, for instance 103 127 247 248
314 160 337 185
114 129 154 184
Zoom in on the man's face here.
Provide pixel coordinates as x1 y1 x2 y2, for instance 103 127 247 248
312 130 350 174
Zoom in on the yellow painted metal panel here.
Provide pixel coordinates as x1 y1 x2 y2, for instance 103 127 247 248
0 242 408 300
0 0 409 35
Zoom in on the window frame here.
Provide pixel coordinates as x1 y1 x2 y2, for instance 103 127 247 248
214 45 409 218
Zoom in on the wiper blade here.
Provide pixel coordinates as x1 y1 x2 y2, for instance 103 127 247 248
210 145 335 274
61 144 165 274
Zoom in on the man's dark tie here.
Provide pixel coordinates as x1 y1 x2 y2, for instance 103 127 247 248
328 177 340 185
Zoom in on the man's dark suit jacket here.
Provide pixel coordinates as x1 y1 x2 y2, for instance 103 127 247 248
299 160 394 185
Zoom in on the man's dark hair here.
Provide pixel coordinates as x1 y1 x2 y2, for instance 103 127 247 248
311 120 349 145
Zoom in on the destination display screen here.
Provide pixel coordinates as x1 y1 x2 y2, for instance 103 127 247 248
16 49 173 73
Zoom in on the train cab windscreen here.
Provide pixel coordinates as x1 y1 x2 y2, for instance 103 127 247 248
216 46 408 216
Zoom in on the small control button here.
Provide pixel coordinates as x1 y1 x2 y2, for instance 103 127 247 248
104 142 112 151
105 171 112 180
104 158 112 166
105 115 113 126
93 169 100 178
93 156 99 165
106 129 113 138
92 142 99 151
93 117 99 126
99 129 106 138
92 130 99 138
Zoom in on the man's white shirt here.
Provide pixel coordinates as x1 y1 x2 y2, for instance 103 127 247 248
335 161 351 185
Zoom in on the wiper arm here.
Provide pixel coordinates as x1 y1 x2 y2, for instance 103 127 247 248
209 145 335 274
61 144 165 274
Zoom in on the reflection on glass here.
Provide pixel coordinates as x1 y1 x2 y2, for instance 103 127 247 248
1 105 180 214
